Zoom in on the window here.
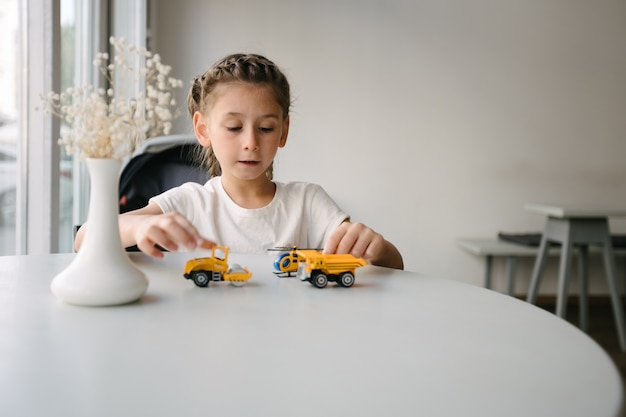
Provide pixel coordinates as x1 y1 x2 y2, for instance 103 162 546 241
1 0 146 255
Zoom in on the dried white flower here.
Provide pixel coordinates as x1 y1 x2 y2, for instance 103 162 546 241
39 37 183 159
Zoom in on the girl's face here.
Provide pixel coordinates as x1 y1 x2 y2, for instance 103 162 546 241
194 82 289 183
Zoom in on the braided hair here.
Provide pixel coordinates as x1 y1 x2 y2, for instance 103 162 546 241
187 54 291 179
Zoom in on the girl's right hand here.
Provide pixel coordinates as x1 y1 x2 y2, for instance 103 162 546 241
131 211 216 258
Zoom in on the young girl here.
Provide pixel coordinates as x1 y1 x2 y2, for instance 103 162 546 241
76 53 403 270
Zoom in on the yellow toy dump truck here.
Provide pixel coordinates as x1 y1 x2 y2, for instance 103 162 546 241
183 246 252 287
294 250 367 288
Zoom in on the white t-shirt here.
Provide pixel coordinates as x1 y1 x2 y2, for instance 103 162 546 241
149 177 349 254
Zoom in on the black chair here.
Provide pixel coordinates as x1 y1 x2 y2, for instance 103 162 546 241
118 134 210 252
119 134 210 213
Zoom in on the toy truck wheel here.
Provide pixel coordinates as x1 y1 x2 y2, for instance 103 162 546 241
230 280 246 287
192 271 210 287
311 272 328 288
339 272 355 287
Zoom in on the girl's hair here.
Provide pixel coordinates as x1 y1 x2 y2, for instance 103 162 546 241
187 53 291 179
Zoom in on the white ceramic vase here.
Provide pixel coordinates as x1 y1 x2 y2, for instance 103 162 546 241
51 158 148 306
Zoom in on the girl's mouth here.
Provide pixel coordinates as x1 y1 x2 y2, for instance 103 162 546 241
239 160 260 166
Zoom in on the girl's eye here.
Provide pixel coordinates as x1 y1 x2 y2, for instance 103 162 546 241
259 127 274 133
227 126 242 132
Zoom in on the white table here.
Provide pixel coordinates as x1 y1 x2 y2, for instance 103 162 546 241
0 252 623 417
525 203 626 350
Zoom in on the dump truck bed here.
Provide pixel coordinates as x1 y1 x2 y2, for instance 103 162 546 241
295 250 367 273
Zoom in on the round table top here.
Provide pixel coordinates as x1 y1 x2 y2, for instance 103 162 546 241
0 251 622 417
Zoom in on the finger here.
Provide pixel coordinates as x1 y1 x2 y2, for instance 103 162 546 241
136 237 166 259
147 214 216 252
335 223 370 256
336 230 360 255
198 238 217 250
361 233 385 262
141 224 180 252
323 222 349 254
152 213 203 250
164 213 204 249
334 223 385 261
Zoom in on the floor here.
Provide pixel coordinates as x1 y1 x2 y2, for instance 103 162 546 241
533 297 626 416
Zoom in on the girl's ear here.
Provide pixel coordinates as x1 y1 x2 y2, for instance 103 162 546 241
193 112 211 147
279 116 290 148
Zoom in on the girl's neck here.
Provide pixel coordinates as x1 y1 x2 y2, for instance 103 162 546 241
220 175 276 209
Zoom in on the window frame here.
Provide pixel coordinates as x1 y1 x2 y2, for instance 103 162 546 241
17 0 146 254
18 0 61 255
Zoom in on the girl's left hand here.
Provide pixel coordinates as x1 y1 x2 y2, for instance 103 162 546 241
323 221 385 263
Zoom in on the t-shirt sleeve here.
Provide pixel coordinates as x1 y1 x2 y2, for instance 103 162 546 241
307 185 349 248
148 182 207 220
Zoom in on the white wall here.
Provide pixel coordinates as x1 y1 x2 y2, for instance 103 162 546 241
150 0 626 295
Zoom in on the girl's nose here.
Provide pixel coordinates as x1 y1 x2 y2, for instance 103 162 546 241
243 131 260 151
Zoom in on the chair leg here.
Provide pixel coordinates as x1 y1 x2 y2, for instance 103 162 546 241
577 245 589 332
505 256 516 296
484 255 493 289
601 233 626 351
555 227 574 319
528 234 550 304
